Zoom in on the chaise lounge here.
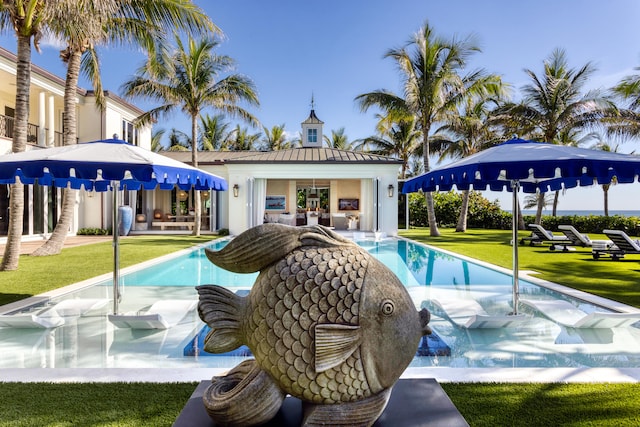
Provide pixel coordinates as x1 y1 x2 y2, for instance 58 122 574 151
108 299 197 330
431 298 529 329
557 225 592 249
522 224 571 250
521 298 640 328
593 229 640 260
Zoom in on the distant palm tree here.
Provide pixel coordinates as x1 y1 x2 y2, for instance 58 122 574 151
323 127 352 149
355 117 420 179
261 124 291 150
227 125 261 150
431 96 506 231
492 49 616 223
610 65 640 139
151 128 166 152
356 20 503 237
167 128 190 151
122 35 260 235
200 114 232 151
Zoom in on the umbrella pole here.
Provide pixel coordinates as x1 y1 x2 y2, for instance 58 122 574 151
511 180 520 315
112 182 120 314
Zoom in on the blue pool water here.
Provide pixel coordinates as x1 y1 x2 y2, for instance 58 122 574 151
2 236 640 370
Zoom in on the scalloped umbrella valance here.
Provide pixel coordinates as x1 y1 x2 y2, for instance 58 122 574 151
0 138 228 314
403 138 640 315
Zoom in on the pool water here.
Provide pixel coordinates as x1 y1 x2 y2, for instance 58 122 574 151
1 237 639 370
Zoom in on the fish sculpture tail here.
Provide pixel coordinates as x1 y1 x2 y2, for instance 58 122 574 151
205 223 355 273
196 285 248 353
203 359 286 426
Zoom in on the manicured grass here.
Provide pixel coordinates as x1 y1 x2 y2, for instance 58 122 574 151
0 382 638 426
399 227 640 309
0 382 197 427
0 236 218 306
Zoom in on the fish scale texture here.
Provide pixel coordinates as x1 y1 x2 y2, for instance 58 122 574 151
245 246 372 404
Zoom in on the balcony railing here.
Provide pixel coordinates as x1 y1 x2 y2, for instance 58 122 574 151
0 113 39 144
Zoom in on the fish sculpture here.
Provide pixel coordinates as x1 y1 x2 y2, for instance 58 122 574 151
197 223 431 427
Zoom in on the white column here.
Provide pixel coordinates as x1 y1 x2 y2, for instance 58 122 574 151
38 92 46 146
47 94 55 147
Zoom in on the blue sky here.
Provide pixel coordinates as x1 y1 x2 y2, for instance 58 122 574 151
1 0 640 210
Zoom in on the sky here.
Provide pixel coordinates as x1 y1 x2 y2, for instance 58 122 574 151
1 0 640 211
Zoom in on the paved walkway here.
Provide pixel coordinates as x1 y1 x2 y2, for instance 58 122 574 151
0 235 113 255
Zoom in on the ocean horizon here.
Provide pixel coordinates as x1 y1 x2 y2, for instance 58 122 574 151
516 210 640 217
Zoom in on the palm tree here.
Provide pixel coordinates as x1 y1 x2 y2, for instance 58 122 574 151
323 127 352 149
200 114 232 151
261 124 291 151
122 35 260 236
355 117 421 179
0 1 51 269
431 96 506 231
30 0 216 257
150 128 166 152
167 128 190 151
492 49 616 223
227 125 261 151
355 20 502 237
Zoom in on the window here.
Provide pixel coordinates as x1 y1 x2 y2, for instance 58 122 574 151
122 119 139 145
307 128 317 143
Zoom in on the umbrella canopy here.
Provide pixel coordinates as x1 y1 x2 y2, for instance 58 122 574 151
403 138 640 314
0 138 227 192
0 138 227 314
403 138 640 195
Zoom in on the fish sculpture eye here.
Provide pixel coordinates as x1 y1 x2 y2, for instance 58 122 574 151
380 300 395 316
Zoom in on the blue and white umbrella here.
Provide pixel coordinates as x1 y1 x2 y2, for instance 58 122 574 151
403 138 640 314
0 138 228 313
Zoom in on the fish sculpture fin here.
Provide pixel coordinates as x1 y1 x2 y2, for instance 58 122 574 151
302 387 392 427
205 223 356 274
196 285 247 353
314 324 361 372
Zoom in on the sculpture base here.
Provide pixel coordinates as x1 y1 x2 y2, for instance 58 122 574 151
173 378 468 426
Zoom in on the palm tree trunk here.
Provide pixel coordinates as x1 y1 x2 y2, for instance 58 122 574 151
517 200 526 230
422 129 440 237
1 35 32 271
191 115 201 236
456 190 470 232
32 48 82 256
535 194 544 225
603 185 610 217
552 191 559 217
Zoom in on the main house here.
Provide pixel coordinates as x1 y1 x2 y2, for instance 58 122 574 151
0 46 402 240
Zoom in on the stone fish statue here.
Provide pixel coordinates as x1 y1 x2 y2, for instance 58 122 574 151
197 223 431 427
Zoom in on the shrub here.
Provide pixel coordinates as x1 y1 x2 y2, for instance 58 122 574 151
407 191 640 235
77 227 109 236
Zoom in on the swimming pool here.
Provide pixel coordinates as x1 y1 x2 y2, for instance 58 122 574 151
1 237 639 370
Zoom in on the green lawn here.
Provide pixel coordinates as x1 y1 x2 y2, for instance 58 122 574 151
399 227 640 309
0 235 217 306
1 231 639 426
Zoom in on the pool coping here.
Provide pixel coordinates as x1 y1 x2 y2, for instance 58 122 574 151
1 367 639 383
1 236 639 383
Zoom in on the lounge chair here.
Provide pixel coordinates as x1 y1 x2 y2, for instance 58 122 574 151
557 225 592 249
592 229 640 260
522 224 571 250
431 298 528 329
0 298 109 329
108 299 197 330
521 299 640 328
